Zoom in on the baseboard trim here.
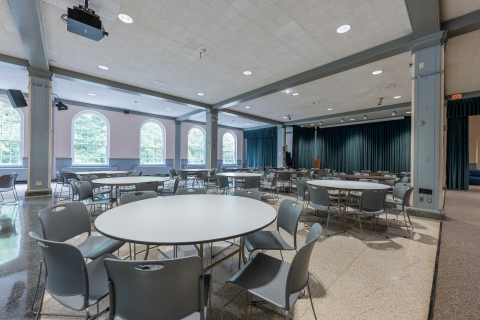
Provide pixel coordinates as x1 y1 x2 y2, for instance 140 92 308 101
25 189 52 198
407 207 444 220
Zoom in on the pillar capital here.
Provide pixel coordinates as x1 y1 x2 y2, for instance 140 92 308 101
27 67 52 80
410 30 447 53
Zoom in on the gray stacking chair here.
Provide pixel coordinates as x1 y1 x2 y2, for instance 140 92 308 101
277 172 291 192
222 223 322 320
54 170 64 195
400 176 410 183
60 172 78 199
322 176 345 201
261 175 278 201
348 189 388 239
175 188 207 195
168 168 178 187
243 176 261 190
202 172 217 192
316 169 327 178
295 180 309 212
104 256 210 320
234 189 262 201
29 231 118 319
350 178 379 201
216 175 232 194
68 178 79 201
159 177 181 196
79 174 110 197
385 184 414 237
121 191 157 205
0 173 19 204
244 199 303 260
135 181 159 192
75 181 116 213
307 184 341 233
179 170 191 188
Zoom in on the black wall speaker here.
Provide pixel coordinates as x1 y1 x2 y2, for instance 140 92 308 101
6 90 28 108
124 109 129 114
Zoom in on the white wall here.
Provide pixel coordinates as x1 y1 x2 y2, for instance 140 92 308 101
469 116 480 164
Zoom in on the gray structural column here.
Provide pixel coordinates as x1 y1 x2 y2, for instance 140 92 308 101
205 109 218 169
410 31 447 213
26 68 53 196
277 125 285 168
174 121 181 170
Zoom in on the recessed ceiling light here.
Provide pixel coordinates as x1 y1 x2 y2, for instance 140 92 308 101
98 65 109 70
350 118 355 121
292 93 299 96
341 118 345 123
392 110 397 116
327 108 333 111
310 124 314 126
118 14 133 23
197 93 204 96
243 71 252 75
394 95 401 99
372 70 382 75
406 111 411 114
364 115 368 120
88 93 96 96
319 121 323 125
283 116 288 119
337 25 351 33
166 108 172 110
245 106 250 108
154 80 165 86
285 89 291 93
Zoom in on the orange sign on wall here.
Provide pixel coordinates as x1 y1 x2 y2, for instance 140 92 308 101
452 93 463 100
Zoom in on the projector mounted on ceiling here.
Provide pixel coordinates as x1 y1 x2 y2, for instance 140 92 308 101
62 1 108 41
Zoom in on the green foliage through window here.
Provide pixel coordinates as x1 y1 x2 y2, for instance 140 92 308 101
222 131 236 164
140 121 164 164
73 113 108 165
188 127 205 164
0 101 21 165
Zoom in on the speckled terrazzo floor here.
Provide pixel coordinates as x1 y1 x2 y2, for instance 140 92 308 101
1 183 440 320
432 185 480 320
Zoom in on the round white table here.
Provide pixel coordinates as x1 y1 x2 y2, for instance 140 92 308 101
92 176 170 198
74 170 128 176
94 195 277 270
307 180 390 190
216 173 263 178
178 169 213 172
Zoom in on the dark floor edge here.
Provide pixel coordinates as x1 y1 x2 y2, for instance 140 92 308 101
428 219 443 320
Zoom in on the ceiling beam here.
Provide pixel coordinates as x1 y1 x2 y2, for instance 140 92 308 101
219 110 283 125
283 102 411 126
176 110 204 121
0 53 29 70
50 67 211 110
7 0 49 70
404 0 440 38
212 35 414 110
441 9 480 38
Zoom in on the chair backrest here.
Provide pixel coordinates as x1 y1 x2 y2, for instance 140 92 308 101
322 177 340 180
277 172 290 181
392 182 410 200
401 176 410 183
135 181 159 192
234 189 262 201
244 176 261 189
138 171 143 176
56 170 63 182
97 173 108 179
38 202 91 242
121 191 157 205
202 171 209 182
79 175 99 183
62 172 78 185
270 175 278 187
175 188 207 195
216 176 230 188
172 177 181 193
360 170 371 173
277 200 303 248
179 171 188 179
360 189 387 212
402 187 414 207
287 223 322 305
359 178 379 183
383 179 395 187
29 232 89 311
267 172 275 183
307 184 330 206
74 181 94 201
0 174 16 188
295 171 306 178
169 168 177 179
104 256 205 320
126 170 135 176
316 170 327 178
68 178 79 199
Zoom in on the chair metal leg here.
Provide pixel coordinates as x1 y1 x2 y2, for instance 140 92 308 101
30 260 44 313
307 279 317 320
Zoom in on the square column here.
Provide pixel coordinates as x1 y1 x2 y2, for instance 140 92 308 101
277 125 285 168
410 31 447 213
205 109 218 169
26 67 53 196
174 121 181 170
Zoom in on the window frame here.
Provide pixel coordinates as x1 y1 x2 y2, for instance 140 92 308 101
71 110 110 166
187 125 206 165
222 130 237 165
139 119 166 165
0 98 23 167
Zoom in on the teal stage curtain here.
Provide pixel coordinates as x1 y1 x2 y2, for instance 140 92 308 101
245 127 277 167
446 97 480 190
292 118 411 173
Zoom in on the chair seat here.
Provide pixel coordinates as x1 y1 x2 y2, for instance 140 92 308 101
93 189 110 195
329 191 346 197
261 185 277 191
90 198 116 206
309 202 339 211
348 205 384 215
349 192 361 198
385 198 403 211
227 253 300 310
76 235 125 259
0 187 14 192
245 230 294 252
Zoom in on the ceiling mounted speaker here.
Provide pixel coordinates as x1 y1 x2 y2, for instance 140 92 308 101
124 109 130 114
6 90 27 108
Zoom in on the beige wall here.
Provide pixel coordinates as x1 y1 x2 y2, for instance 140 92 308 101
469 116 480 164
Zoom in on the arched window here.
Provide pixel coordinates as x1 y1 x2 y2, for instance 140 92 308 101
187 126 205 164
140 120 165 164
222 131 236 164
73 111 109 165
0 99 22 165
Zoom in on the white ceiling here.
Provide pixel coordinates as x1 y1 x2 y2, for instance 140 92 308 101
190 111 269 129
1 0 480 128
39 0 412 104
